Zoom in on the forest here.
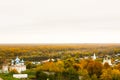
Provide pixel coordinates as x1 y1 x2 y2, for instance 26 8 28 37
0 44 120 80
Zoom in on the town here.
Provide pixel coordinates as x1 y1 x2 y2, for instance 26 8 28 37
0 44 120 80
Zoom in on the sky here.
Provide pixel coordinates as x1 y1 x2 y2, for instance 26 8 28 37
0 0 120 43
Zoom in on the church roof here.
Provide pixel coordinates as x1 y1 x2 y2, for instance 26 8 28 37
15 56 20 61
11 59 14 62
21 59 24 63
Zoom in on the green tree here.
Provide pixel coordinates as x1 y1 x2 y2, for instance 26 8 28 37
54 72 63 80
62 67 79 80
26 62 36 69
36 71 48 80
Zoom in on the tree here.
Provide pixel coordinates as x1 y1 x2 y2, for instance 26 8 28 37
55 60 64 72
91 74 98 80
79 69 91 80
36 71 48 80
39 62 61 72
64 58 75 69
87 60 103 77
111 69 120 80
115 63 120 71
103 62 110 69
62 67 79 80
26 62 36 69
54 72 63 80
9 69 18 74
100 69 112 80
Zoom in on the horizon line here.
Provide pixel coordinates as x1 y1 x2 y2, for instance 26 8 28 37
0 43 120 45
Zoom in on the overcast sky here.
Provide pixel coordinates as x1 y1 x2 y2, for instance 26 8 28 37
0 0 120 43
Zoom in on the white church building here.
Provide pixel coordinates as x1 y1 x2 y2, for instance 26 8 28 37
2 56 26 73
103 55 112 66
91 53 112 66
92 53 96 60
9 56 26 73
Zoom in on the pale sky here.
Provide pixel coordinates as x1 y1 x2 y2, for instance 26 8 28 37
0 0 120 43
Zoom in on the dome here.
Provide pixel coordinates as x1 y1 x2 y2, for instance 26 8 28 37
21 59 24 63
11 59 14 63
15 56 20 62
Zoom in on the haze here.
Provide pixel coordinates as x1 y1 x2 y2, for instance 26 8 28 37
0 0 120 43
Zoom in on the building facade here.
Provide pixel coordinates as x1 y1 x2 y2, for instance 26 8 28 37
9 56 26 73
103 56 112 66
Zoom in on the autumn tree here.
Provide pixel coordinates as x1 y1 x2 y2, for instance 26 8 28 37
79 69 91 80
115 63 120 71
111 69 120 80
103 62 110 69
87 60 103 77
100 69 112 80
